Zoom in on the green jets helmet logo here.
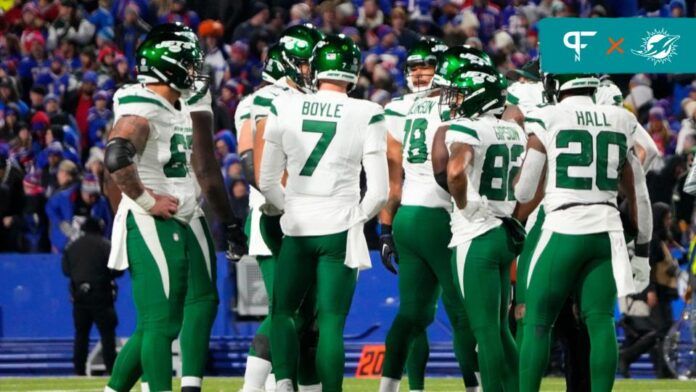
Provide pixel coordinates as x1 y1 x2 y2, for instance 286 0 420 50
461 53 489 66
281 36 310 51
155 40 196 53
462 71 498 84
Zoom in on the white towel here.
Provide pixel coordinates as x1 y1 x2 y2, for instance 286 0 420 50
344 207 371 270
609 231 636 297
107 202 129 271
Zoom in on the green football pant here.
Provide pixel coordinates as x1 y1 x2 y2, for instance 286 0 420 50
382 206 478 388
180 216 219 379
107 212 191 392
246 214 320 385
454 225 518 392
519 231 618 392
515 207 545 349
271 232 357 392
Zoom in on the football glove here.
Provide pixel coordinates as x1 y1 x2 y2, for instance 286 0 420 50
631 255 650 293
225 220 248 262
379 224 399 274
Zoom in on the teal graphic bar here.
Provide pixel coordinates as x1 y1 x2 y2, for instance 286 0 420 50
539 18 696 73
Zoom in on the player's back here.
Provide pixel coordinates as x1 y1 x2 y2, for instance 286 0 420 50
446 115 526 245
525 95 635 234
266 90 386 236
398 95 451 209
112 83 198 222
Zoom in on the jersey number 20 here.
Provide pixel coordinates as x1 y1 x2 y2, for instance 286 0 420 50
556 129 627 191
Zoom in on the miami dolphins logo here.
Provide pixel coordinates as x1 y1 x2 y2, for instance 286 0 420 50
631 29 679 65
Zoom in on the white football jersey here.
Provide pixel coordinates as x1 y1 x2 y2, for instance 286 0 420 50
392 95 451 209
506 81 545 116
112 84 198 223
384 92 419 143
264 90 387 236
446 114 526 246
525 95 636 234
234 93 253 132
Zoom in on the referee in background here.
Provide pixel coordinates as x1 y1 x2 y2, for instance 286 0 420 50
62 217 121 375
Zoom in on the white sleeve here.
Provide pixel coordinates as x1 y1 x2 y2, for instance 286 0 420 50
514 148 546 203
364 110 388 154
628 152 652 247
446 122 481 150
258 139 286 211
359 151 389 220
385 105 407 143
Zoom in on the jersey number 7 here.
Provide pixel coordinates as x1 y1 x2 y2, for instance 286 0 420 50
300 119 337 176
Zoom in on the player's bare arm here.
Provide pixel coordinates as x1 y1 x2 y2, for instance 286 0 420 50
447 142 474 209
237 117 256 188
378 133 403 226
105 115 178 219
502 104 524 127
432 125 450 192
191 111 235 223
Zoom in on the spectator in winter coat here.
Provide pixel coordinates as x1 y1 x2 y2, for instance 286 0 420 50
47 0 96 47
18 171 50 252
46 170 111 253
86 91 112 147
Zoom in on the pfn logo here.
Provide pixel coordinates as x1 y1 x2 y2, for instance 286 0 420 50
563 31 597 62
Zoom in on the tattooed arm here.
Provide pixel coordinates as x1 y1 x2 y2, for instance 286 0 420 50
105 115 179 219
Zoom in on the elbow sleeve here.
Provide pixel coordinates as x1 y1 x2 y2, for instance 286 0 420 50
514 148 546 203
104 137 136 172
240 149 256 188
434 170 449 193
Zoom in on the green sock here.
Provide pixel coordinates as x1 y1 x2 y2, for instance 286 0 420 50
406 332 429 390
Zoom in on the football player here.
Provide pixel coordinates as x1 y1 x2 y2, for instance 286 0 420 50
379 45 490 392
515 74 651 391
258 34 388 392
243 24 325 392
103 24 246 392
443 65 525 391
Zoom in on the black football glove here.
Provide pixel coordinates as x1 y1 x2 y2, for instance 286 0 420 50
225 220 248 262
379 224 399 274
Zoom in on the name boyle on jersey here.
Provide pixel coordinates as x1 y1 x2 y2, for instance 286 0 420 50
302 101 344 118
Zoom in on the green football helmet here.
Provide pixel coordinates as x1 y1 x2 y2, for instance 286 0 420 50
262 44 285 84
433 45 493 87
136 24 204 91
405 37 448 92
310 34 361 90
440 64 507 119
279 24 324 91
543 73 600 103
147 22 198 44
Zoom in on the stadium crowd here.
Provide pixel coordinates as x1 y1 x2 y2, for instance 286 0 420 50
1 0 696 378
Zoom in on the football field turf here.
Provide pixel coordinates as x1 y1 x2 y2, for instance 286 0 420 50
1 377 695 391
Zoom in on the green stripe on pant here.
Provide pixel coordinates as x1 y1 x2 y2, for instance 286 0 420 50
519 231 618 392
453 224 518 392
382 206 479 389
271 231 357 392
107 214 218 392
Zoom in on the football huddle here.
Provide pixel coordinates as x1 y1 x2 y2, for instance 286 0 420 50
102 21 654 392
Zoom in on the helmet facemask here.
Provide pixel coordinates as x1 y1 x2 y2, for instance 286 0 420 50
406 62 437 95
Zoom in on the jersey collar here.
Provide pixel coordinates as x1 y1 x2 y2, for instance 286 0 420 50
560 95 595 106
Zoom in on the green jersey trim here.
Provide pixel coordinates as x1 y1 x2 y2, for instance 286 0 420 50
240 113 250 120
369 113 385 124
186 91 206 106
524 117 547 130
384 108 406 117
253 96 274 108
449 124 479 140
269 102 278 116
507 92 520 105
117 95 170 112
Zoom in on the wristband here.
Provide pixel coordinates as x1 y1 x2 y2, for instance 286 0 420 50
134 191 156 211
381 224 392 235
